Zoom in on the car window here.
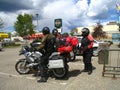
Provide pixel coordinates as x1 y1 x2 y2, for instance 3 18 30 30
76 37 82 43
94 40 97 43
78 38 82 43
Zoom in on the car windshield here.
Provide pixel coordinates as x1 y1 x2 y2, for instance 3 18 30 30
77 37 82 43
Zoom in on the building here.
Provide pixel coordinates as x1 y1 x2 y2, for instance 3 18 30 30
75 22 120 42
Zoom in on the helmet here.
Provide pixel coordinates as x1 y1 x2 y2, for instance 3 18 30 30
52 28 58 36
42 27 50 35
81 28 90 37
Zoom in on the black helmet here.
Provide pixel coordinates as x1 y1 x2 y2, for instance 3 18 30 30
42 27 50 35
52 28 58 36
81 28 90 37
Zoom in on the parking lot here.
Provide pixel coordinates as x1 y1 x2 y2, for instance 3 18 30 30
0 46 120 90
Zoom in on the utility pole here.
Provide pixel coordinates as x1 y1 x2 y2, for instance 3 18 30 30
116 2 120 31
36 13 39 32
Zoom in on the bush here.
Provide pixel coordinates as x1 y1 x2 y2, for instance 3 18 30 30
3 44 21 48
107 41 113 45
104 40 113 46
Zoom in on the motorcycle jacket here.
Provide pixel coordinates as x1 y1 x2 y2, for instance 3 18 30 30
36 34 55 54
81 35 94 54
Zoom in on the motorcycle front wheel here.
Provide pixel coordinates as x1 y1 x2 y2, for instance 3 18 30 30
15 59 30 74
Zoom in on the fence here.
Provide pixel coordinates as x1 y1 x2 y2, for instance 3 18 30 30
98 49 120 78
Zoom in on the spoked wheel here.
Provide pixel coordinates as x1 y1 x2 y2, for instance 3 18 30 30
15 59 30 74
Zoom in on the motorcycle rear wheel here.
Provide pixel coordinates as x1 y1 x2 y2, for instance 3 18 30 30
15 59 30 74
53 67 68 79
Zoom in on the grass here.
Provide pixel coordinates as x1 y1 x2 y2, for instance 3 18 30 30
3 44 21 48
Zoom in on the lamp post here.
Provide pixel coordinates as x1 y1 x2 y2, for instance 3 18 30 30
116 2 120 31
36 13 39 32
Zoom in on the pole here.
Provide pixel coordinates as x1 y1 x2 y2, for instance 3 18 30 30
36 13 39 32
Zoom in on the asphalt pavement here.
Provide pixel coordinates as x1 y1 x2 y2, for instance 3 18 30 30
0 46 120 90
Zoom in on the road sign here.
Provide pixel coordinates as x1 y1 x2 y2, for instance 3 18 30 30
54 19 62 28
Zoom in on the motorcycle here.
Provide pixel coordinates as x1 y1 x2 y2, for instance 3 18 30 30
15 42 69 79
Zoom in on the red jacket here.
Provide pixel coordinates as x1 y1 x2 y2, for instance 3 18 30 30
81 35 94 53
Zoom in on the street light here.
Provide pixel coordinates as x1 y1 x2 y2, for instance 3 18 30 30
116 2 120 31
36 13 39 32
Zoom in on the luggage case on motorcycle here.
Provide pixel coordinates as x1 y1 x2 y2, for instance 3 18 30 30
48 59 64 69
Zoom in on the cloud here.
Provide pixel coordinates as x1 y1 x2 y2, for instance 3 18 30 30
0 0 119 33
87 0 116 19
0 0 34 12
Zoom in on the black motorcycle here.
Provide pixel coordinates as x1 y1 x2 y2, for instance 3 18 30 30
15 42 69 79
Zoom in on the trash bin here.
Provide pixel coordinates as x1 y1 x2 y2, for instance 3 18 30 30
98 42 109 64
98 50 109 64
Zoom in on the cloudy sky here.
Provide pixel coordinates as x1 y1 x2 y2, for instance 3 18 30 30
0 0 120 33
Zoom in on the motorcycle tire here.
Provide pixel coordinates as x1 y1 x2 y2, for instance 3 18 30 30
15 59 31 74
53 66 68 79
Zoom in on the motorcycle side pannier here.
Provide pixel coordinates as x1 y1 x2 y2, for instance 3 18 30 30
48 59 64 69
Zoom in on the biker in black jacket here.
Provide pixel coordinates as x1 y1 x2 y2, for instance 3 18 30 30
81 28 94 75
52 28 60 51
37 27 55 82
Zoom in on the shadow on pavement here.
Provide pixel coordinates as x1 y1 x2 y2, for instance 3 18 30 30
70 59 82 62
56 69 81 80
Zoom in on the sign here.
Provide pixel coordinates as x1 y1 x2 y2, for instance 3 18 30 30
119 16 120 24
54 19 62 28
0 33 9 38
57 28 62 33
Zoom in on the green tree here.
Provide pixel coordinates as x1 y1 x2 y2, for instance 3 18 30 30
14 14 35 37
70 29 75 36
0 18 4 32
92 23 106 40
62 32 69 37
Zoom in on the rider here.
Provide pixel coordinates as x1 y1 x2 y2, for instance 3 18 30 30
52 28 60 51
37 27 55 83
81 28 94 75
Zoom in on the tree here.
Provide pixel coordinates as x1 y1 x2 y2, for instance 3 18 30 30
0 18 4 32
14 14 35 37
70 29 75 36
62 32 69 37
92 23 106 40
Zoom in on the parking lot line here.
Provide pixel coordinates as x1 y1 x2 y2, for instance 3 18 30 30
0 71 68 85
0 72 36 80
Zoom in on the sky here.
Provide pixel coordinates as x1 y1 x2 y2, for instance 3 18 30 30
0 0 120 33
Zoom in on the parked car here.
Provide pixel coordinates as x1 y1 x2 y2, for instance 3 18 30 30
2 38 15 46
75 37 101 56
0 41 3 51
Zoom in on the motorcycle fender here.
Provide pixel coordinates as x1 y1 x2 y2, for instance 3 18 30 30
18 59 26 62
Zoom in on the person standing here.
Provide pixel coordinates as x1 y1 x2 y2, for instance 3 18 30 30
52 28 60 51
37 27 55 82
81 28 94 75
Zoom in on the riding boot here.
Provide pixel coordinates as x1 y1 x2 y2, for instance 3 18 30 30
37 77 47 83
